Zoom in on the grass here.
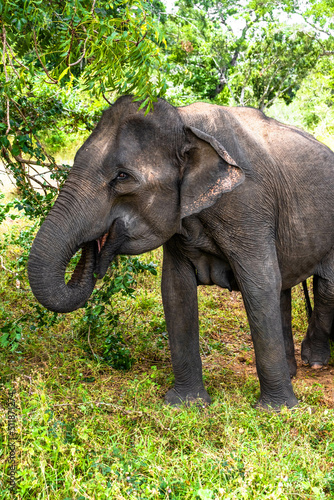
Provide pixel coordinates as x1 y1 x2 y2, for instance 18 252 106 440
0 215 334 499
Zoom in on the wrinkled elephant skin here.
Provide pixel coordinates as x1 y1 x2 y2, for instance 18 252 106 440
28 96 334 410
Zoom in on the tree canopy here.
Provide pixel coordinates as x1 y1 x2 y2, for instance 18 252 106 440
0 0 166 216
162 0 334 109
1 0 334 216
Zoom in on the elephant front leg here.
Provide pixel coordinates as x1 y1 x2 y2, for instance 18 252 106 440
234 257 298 410
161 239 211 406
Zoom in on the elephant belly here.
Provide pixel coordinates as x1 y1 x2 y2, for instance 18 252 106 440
190 252 238 290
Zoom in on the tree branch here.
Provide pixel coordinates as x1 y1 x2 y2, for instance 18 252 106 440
8 97 60 167
33 30 58 84
102 93 112 105
5 100 10 136
65 19 75 66
2 26 11 135
68 36 88 67
302 16 333 37
0 256 10 273
5 42 29 71
14 156 70 171
91 0 97 16
320 50 334 56
2 26 8 81
258 62 285 109
24 172 51 192
6 53 20 78
264 83 294 110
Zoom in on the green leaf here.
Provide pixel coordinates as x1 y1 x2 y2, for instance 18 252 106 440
58 66 70 82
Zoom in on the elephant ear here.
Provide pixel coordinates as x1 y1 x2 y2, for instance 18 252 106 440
180 126 245 219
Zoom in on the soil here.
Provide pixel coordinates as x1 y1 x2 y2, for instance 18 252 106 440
199 288 334 408
202 327 334 408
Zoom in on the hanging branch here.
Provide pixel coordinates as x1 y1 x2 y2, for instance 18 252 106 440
2 26 11 135
65 19 75 66
302 16 333 37
91 0 97 17
135 31 148 47
5 41 29 71
8 97 59 167
2 32 20 79
33 30 58 84
68 36 89 67
5 100 10 136
102 93 112 105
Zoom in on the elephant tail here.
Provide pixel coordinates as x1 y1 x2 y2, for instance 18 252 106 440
302 280 313 321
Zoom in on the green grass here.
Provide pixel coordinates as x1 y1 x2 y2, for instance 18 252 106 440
0 217 334 499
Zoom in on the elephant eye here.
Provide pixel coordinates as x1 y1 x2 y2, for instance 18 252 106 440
117 172 129 180
109 170 134 189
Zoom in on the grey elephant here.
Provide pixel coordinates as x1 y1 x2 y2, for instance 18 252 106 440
28 96 334 410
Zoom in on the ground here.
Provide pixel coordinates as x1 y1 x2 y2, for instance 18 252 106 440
1 186 334 498
197 287 334 409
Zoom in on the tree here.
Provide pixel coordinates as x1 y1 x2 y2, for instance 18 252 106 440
0 0 166 216
231 24 321 110
161 0 334 110
0 0 166 357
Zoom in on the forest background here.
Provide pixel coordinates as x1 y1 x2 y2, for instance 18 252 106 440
1 1 334 499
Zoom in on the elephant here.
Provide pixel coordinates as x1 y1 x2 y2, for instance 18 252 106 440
28 95 334 410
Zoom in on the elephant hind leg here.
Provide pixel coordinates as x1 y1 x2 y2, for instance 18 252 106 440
331 317 334 342
301 272 334 368
281 288 297 378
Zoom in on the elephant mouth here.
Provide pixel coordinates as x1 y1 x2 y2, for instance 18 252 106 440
94 227 118 279
69 219 127 284
97 233 108 253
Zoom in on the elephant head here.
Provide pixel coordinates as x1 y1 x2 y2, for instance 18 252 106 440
28 96 244 313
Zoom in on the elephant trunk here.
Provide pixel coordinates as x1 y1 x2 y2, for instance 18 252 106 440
28 190 98 313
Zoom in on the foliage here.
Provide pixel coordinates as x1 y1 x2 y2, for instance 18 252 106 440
1 0 334 213
1 0 334 214
0 0 165 383
0 212 158 368
161 0 334 109
0 216 62 351
1 0 166 98
0 0 167 216
0 193 19 224
231 24 321 110
0 1 166 368
266 57 334 148
75 255 158 370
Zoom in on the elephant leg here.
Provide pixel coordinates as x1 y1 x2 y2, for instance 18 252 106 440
161 238 211 406
280 288 297 378
301 274 334 368
232 252 298 409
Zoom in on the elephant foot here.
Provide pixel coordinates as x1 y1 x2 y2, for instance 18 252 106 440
164 386 211 407
301 360 325 369
255 385 299 411
311 363 324 370
255 394 299 412
301 337 330 369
